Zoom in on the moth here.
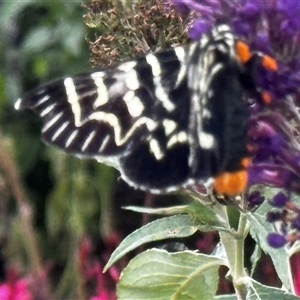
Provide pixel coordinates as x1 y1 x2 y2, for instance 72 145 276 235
15 24 277 195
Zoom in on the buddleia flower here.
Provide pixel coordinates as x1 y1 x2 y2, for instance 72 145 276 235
173 0 300 249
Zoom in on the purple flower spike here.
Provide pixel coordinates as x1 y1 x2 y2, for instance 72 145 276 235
247 165 294 190
232 19 251 36
238 1 261 22
267 233 287 248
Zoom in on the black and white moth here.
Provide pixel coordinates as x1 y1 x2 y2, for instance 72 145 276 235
15 24 254 194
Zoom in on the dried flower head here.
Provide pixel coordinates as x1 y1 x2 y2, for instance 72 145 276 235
84 0 189 67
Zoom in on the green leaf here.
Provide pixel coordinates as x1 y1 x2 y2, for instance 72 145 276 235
248 205 291 290
290 193 300 207
215 278 300 300
219 231 236 272
289 240 300 257
125 198 229 231
247 279 300 300
250 244 262 277
104 215 198 272
123 205 189 215
117 249 225 300
187 200 229 229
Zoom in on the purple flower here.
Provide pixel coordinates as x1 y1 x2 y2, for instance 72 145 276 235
269 192 289 208
247 190 265 208
267 233 287 248
189 20 211 39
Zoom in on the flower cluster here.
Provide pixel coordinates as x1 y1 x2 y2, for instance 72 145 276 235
172 0 300 248
0 268 32 300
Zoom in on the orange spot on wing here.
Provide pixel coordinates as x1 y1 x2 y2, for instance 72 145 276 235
236 40 252 63
214 170 248 196
261 91 272 104
261 55 278 71
241 157 251 167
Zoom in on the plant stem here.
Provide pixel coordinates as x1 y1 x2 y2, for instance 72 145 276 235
0 140 52 299
235 213 248 278
220 211 250 300
233 213 249 299
0 143 42 272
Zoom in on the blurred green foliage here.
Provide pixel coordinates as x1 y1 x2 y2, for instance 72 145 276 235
0 1 120 297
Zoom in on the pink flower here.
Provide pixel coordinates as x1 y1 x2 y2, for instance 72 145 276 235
89 291 109 300
0 279 32 300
